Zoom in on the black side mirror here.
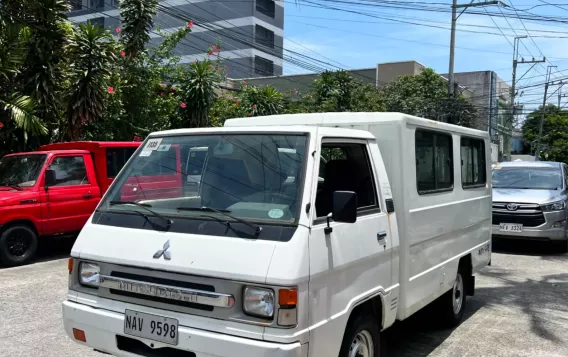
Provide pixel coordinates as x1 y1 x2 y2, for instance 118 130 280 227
44 169 56 188
325 191 357 234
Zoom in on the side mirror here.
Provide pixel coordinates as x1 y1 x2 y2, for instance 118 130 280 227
325 191 357 234
44 169 56 188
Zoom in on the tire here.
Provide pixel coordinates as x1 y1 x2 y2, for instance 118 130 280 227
438 269 467 328
338 314 382 357
0 225 38 267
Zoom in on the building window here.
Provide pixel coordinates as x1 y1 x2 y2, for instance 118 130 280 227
255 56 274 76
90 0 105 8
256 0 275 18
461 137 486 188
69 0 82 11
255 25 275 49
88 17 105 28
316 142 378 218
415 130 453 194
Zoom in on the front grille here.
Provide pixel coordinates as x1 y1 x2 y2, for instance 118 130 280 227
492 212 546 227
109 271 215 311
117 336 196 357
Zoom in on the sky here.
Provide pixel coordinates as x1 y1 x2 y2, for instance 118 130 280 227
281 0 568 115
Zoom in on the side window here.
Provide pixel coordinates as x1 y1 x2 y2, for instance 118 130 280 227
48 156 89 186
415 130 453 194
315 142 378 218
106 148 137 179
461 137 486 188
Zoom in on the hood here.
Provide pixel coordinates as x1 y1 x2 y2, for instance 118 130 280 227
0 190 37 207
492 188 565 204
72 222 280 283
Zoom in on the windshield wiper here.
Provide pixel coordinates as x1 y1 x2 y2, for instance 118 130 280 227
109 201 173 228
176 206 262 235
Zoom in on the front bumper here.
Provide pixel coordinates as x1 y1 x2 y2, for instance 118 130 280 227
62 300 307 357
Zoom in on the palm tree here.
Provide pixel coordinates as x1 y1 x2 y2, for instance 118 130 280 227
179 60 219 128
65 23 117 140
0 20 47 136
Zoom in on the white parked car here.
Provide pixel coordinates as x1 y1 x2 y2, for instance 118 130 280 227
63 112 491 357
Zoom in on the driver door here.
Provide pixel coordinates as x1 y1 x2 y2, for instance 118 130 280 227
43 154 100 235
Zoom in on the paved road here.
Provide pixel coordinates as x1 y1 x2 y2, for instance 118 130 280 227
0 239 567 357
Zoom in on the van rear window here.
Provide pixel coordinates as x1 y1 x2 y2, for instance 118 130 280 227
415 130 453 194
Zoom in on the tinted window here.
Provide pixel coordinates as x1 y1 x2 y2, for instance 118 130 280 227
106 148 137 178
461 137 486 187
48 156 89 186
492 167 562 190
256 0 275 17
416 130 453 193
316 143 377 217
69 0 82 11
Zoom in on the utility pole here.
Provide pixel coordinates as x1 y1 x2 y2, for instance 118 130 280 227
509 36 545 161
448 0 507 96
558 84 564 107
535 65 557 161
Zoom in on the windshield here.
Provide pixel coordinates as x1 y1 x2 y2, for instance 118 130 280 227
492 167 563 190
0 154 47 187
98 134 308 225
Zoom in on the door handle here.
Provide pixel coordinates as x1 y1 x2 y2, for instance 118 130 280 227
83 194 92 199
377 232 387 245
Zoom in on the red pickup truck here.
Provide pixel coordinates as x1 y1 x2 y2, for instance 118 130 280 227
0 141 141 266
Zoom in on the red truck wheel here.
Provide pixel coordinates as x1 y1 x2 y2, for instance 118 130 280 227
0 225 38 267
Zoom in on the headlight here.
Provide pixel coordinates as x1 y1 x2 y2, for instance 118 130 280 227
541 201 566 212
243 286 274 318
79 262 100 287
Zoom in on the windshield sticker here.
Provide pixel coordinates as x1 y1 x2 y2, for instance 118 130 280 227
157 144 171 152
144 138 163 151
139 151 152 157
268 209 284 219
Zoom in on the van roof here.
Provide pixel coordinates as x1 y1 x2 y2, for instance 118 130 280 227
5 149 90 157
496 161 562 168
224 112 489 138
39 141 140 151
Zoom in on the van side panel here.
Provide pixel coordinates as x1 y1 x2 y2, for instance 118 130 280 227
400 127 491 318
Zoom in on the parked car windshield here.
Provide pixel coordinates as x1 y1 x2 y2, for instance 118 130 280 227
98 134 308 224
0 154 47 187
492 167 563 190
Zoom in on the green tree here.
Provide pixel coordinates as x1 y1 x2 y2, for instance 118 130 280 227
379 68 476 127
65 23 117 140
119 0 159 61
178 60 220 128
23 0 70 133
521 105 568 162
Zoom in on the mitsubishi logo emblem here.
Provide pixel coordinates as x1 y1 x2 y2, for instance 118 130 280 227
153 240 171 260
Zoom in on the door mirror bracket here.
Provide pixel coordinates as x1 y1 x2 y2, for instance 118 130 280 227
324 191 358 235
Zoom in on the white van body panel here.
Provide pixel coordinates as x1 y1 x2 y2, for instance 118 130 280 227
226 112 492 321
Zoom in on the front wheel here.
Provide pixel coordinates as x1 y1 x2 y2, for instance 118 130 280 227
0 225 38 267
339 314 382 357
437 270 467 328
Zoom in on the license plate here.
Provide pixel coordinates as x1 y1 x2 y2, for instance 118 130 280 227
124 310 179 345
499 223 523 232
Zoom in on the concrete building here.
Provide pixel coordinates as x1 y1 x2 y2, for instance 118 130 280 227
66 0 284 78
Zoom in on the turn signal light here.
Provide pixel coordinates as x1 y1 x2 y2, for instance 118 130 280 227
68 258 74 274
278 289 298 307
73 328 86 342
